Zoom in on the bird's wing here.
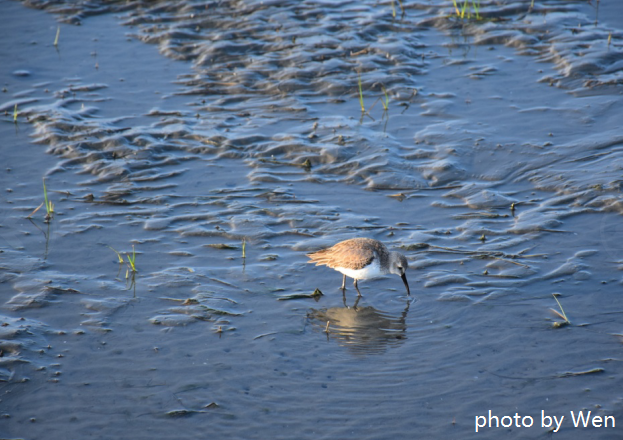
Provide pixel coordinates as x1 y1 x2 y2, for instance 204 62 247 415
306 239 375 270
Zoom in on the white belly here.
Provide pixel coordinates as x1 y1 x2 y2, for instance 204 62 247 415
335 261 384 280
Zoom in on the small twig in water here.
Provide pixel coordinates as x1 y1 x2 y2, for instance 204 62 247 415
26 202 44 219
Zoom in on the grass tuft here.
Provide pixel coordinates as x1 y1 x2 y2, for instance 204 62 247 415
109 244 138 273
551 293 570 327
451 0 481 20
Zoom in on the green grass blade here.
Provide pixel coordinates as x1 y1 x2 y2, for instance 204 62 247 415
108 246 125 264
357 72 365 112
473 0 480 19
43 178 50 214
451 0 460 16
126 245 137 272
381 85 389 110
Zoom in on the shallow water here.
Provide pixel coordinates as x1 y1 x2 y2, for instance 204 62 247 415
2 0 623 438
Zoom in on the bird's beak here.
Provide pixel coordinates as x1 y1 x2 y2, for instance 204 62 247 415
401 273 410 296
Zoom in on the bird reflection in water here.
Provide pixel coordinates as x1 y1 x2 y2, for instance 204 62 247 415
307 296 411 354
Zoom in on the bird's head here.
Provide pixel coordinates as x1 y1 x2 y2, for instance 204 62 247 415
389 252 410 296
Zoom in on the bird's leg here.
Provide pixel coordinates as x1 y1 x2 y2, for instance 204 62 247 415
353 279 362 297
340 274 346 291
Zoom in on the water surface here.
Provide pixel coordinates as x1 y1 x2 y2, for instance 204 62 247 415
2 0 623 438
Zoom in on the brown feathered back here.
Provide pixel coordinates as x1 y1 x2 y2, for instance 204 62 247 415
306 238 387 270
